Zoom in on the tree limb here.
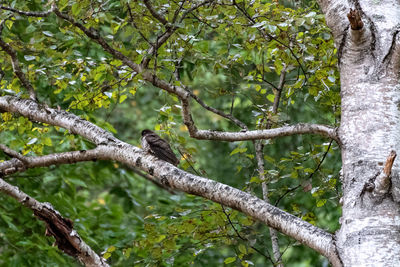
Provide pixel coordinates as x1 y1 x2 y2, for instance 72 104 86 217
373 150 397 198
143 0 169 25
0 147 103 176
190 124 338 142
255 142 283 266
0 96 117 146
0 144 28 163
141 0 213 68
51 5 339 143
0 177 109 267
0 95 341 265
0 4 55 17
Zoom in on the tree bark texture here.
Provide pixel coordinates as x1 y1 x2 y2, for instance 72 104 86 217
0 95 341 265
319 1 400 265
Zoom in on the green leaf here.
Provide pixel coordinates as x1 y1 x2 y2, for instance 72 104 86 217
103 252 112 259
66 178 87 188
119 95 127 103
224 257 237 264
238 244 247 254
107 246 116 252
24 55 36 61
43 137 53 146
316 199 327 207
267 94 275 103
230 147 247 156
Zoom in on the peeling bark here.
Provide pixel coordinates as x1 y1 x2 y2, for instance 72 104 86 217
0 178 109 267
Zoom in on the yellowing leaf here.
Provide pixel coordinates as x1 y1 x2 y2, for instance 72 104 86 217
129 88 136 95
107 246 116 252
316 199 327 207
230 147 247 156
224 257 236 264
103 252 111 259
180 125 188 132
43 137 52 146
267 94 275 103
119 95 127 103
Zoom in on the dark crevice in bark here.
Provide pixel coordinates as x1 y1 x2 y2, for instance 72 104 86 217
337 27 349 67
332 234 344 267
381 30 400 66
33 207 78 257
347 1 377 60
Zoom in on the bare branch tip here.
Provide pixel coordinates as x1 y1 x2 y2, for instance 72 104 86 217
383 150 397 176
347 8 364 30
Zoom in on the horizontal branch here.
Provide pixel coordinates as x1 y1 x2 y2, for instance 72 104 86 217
95 144 343 265
0 177 108 267
0 146 176 194
0 147 102 176
0 96 117 145
0 4 55 17
0 95 341 264
190 123 339 142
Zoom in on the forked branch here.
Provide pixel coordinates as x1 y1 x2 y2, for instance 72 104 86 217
0 95 341 265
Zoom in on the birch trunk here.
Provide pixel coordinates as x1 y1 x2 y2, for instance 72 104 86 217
319 0 400 265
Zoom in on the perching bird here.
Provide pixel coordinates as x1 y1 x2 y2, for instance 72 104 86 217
141 129 179 166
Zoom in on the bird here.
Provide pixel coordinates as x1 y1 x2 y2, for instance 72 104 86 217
141 129 179 166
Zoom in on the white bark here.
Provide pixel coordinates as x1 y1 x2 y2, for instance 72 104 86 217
319 1 400 266
0 178 109 267
255 142 283 267
0 95 341 265
4 1 400 265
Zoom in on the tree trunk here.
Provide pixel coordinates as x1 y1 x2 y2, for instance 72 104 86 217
319 1 400 265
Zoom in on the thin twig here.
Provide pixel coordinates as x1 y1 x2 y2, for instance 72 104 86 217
220 205 275 264
0 18 37 100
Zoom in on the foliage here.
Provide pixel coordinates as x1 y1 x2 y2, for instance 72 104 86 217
0 0 341 266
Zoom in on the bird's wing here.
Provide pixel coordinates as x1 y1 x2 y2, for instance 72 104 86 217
145 134 179 165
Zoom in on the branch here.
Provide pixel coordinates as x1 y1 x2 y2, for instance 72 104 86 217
254 142 283 266
0 4 55 17
0 147 103 176
372 150 397 198
53 7 142 74
0 19 37 100
187 89 248 130
0 95 341 265
347 8 364 31
272 66 287 113
141 0 213 68
190 123 339 142
0 96 117 145
0 144 27 163
0 178 108 267
143 0 169 25
0 145 176 194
